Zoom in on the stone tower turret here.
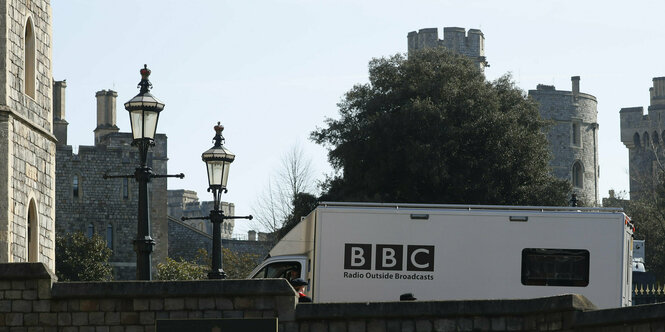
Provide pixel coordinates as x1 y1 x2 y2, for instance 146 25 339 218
0 0 56 271
407 27 488 71
53 80 68 146
94 89 120 145
529 76 600 205
620 77 665 198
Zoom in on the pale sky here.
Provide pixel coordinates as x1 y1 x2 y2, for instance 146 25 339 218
52 1 662 236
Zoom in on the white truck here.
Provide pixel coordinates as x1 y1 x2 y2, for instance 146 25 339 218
249 202 634 309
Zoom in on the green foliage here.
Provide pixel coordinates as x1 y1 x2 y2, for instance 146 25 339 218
156 249 209 281
312 49 571 206
157 248 263 280
616 178 665 282
222 248 262 279
55 232 113 281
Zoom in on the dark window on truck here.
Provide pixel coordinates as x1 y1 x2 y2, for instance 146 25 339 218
251 261 302 281
521 248 589 287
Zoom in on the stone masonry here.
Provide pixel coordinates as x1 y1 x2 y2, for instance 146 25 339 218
167 189 235 239
168 216 271 264
55 86 168 280
407 27 488 71
2 262 665 331
529 77 600 205
620 77 665 198
0 0 56 271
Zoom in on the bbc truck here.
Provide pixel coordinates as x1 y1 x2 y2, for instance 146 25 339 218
249 202 634 309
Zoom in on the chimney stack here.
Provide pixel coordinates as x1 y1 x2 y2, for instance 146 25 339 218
571 76 580 98
52 80 68 146
94 90 120 145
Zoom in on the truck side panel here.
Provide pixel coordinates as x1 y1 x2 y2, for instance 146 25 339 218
314 207 628 309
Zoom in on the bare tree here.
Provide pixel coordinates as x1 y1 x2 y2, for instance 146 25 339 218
251 143 315 234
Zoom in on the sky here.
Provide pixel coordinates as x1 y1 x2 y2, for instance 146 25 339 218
52 0 664 236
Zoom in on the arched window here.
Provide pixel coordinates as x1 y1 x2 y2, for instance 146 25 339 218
634 133 641 148
572 162 583 188
654 131 660 147
106 224 113 249
87 223 94 238
73 175 79 198
644 132 650 149
27 199 38 262
24 17 35 98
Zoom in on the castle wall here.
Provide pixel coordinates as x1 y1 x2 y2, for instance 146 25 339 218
620 77 665 197
55 132 168 280
528 78 599 205
3 262 665 331
0 0 55 271
407 27 487 70
167 217 271 263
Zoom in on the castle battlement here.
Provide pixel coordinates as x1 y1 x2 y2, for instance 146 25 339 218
407 27 487 70
619 77 665 197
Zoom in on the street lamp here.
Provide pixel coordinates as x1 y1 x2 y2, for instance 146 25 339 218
104 64 184 280
183 122 252 279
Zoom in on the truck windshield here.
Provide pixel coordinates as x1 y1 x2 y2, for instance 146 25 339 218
251 261 302 281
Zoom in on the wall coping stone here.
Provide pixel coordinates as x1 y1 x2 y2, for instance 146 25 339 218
295 294 596 320
575 302 665 327
51 279 296 299
0 263 55 280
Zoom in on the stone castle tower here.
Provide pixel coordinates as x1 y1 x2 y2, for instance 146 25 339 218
0 0 56 270
620 77 665 198
407 27 488 70
528 77 599 205
55 87 169 279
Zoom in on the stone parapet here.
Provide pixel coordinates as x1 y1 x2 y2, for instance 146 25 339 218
2 263 665 331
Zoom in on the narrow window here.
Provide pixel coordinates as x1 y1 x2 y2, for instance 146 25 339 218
73 175 79 198
572 122 580 146
634 133 641 148
122 178 129 199
106 224 113 249
643 132 650 149
521 248 589 286
27 199 38 262
24 18 35 98
572 161 583 188
86 223 94 238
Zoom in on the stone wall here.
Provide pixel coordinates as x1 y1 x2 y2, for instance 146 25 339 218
528 78 600 205
55 132 168 280
168 217 271 263
0 0 56 271
407 27 487 70
3 263 665 331
620 77 665 198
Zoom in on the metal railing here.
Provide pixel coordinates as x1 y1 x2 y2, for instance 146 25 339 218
633 283 665 305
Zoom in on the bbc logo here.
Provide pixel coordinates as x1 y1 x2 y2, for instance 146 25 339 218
344 243 435 271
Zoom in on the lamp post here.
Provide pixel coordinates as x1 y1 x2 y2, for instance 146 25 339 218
183 122 252 279
104 64 184 280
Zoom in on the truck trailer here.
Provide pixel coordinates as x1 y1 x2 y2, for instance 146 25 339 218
249 202 634 309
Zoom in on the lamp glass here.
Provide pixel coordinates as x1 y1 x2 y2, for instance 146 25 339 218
206 160 231 188
129 109 160 140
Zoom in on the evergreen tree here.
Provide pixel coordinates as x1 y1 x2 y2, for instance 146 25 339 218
312 49 570 206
